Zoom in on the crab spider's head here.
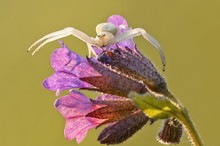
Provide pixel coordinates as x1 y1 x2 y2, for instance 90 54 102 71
95 32 116 47
95 23 117 47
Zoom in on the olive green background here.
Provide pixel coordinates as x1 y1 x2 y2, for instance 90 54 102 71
1 0 219 146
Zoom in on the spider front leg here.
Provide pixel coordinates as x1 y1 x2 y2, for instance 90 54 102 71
86 43 102 58
28 27 98 56
115 28 166 71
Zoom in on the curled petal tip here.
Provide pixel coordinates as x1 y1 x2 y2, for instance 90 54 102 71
54 99 60 108
58 40 67 48
42 80 49 89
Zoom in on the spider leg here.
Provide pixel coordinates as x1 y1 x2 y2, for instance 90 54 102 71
115 28 166 71
28 27 97 55
31 33 71 55
86 43 99 58
27 29 68 53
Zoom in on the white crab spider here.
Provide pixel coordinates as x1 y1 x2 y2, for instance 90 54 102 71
28 23 166 71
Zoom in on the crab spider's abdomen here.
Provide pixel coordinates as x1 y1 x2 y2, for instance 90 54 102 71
96 23 117 35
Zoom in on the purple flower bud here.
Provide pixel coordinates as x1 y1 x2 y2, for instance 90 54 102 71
157 118 183 144
98 110 149 144
87 95 138 124
96 47 168 95
80 57 147 97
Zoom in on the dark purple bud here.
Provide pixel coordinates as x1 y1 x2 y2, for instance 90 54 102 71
97 48 168 95
157 118 183 144
80 57 147 97
86 97 138 125
98 110 149 144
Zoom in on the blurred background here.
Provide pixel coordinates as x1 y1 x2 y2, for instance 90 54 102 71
1 0 219 146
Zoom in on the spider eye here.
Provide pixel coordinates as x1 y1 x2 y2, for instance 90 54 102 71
96 23 117 35
98 33 106 38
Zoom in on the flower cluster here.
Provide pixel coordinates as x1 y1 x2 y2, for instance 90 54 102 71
42 15 182 144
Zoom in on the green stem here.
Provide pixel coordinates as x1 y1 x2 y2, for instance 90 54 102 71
176 107 204 146
167 93 204 146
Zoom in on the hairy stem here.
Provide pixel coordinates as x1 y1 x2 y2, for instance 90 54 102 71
167 93 204 146
177 107 204 146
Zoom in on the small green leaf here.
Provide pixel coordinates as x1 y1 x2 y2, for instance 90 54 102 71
129 92 181 120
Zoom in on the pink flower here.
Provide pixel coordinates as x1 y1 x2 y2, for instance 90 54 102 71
55 90 149 144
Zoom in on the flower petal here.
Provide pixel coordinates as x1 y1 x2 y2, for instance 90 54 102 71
43 71 92 94
108 15 129 30
54 90 106 119
108 15 135 49
65 117 106 143
51 41 99 77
